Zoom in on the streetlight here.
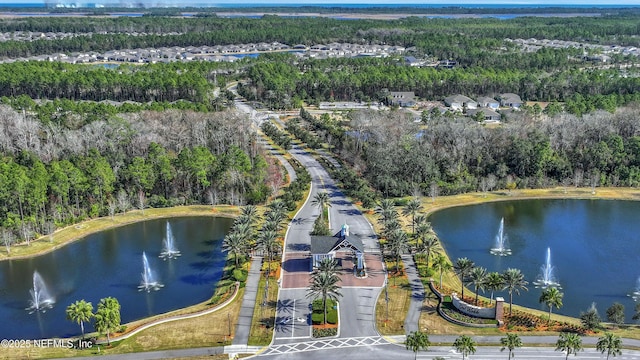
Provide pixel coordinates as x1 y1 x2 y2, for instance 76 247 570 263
385 278 389 325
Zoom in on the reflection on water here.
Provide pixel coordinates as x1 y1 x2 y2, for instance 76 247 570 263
0 217 232 339
430 199 640 321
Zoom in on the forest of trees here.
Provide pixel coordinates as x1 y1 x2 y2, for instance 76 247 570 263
298 106 640 198
1 15 640 60
1 11 640 245
0 106 283 247
239 55 640 115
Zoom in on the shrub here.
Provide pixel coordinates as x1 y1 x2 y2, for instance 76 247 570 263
311 217 331 236
232 269 248 282
311 312 324 325
326 310 338 324
313 328 337 338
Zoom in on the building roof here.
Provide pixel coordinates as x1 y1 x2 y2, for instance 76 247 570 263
310 235 364 254
477 96 499 104
467 108 501 118
444 94 475 105
500 93 522 102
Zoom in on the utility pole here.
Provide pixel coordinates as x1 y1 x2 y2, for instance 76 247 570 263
228 312 231 337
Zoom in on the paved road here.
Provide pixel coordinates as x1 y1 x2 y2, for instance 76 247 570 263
255 341 640 360
273 143 384 343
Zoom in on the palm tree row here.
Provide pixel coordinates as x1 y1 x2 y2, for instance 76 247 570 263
375 197 443 280
452 257 529 315
404 332 622 360
259 199 288 278
222 204 261 268
222 202 288 273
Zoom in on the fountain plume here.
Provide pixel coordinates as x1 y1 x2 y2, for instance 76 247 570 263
159 222 181 260
534 247 561 288
490 217 511 256
631 277 640 302
26 271 54 313
138 252 163 292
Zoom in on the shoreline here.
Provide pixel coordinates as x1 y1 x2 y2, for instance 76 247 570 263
0 205 239 262
6 187 639 262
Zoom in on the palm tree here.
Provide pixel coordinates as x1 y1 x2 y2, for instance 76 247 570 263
257 229 281 277
264 210 286 231
268 198 287 217
432 254 451 290
375 198 398 225
486 271 504 304
596 332 622 359
402 198 422 234
241 204 259 220
311 191 331 221
453 257 474 300
414 221 438 265
65 300 93 339
315 257 340 275
453 335 476 360
539 287 564 325
500 333 523 359
306 271 342 325
414 214 428 229
502 268 529 315
469 266 488 306
555 332 582 360
386 228 409 277
382 218 402 238
94 297 121 346
222 231 247 268
405 330 430 360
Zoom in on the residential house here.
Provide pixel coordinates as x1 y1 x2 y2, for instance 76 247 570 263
500 93 523 109
388 91 416 107
467 108 502 122
444 94 478 112
477 96 500 110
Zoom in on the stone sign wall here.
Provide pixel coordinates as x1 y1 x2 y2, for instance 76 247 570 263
451 293 496 319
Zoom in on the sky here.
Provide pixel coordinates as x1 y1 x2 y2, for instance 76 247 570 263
4 0 640 5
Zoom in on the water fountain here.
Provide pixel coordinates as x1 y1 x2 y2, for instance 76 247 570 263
490 217 511 256
26 271 54 313
534 247 561 288
159 222 181 260
631 277 640 302
138 252 163 292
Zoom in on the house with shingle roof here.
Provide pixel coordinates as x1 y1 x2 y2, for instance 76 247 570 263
444 94 478 112
499 93 523 109
310 224 365 272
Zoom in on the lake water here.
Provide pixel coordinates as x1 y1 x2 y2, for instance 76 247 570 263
429 199 640 322
0 216 232 340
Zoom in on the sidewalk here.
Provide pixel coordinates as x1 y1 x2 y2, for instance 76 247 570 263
402 254 425 334
232 255 263 345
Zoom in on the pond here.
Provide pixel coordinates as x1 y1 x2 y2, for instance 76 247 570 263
0 216 232 340
429 199 640 322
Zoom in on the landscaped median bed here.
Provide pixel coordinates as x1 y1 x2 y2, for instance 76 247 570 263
312 299 338 338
